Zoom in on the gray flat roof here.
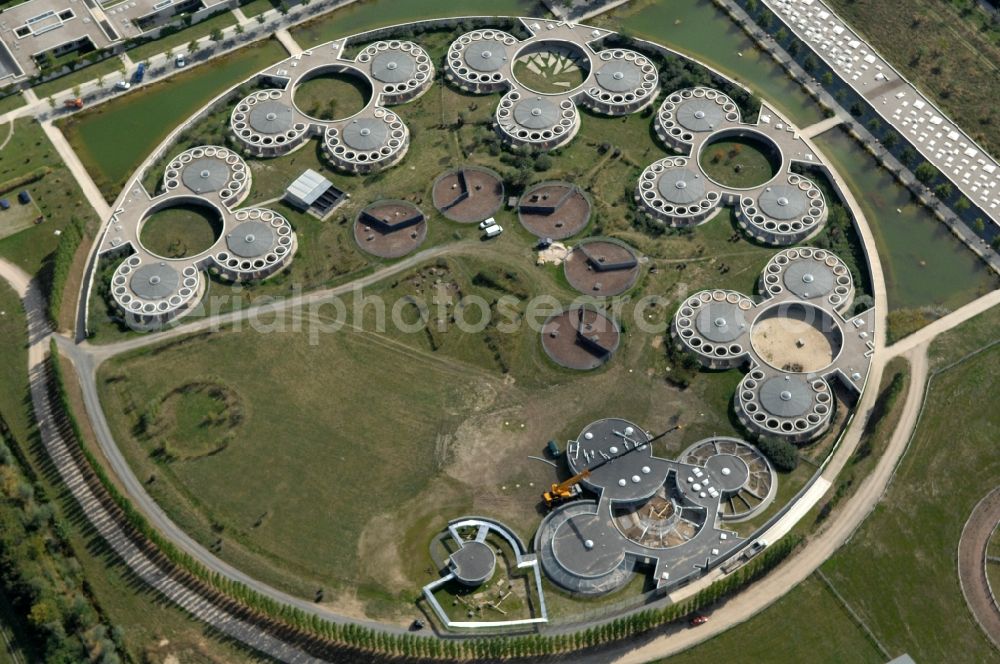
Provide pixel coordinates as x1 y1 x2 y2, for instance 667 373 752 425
759 184 809 221
464 39 508 72
594 58 642 93
694 300 750 344
657 166 706 204
130 262 179 300
783 259 837 300
371 49 416 84
248 100 296 134
226 221 274 258
286 169 332 206
759 375 813 418
676 97 726 132
513 96 560 129
181 157 230 194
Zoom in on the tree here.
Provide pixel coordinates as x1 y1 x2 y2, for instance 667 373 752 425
235 23 245 37
934 182 953 199
883 131 899 149
209 27 224 43
756 437 799 472
71 85 81 99
915 161 938 184
955 197 971 213
187 39 199 55
256 13 266 24
821 71 833 87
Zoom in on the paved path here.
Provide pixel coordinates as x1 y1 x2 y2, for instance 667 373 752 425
0 256 325 662
886 287 1000 358
958 487 1000 649
615 344 929 663
799 114 844 139
275 28 304 57
39 121 112 220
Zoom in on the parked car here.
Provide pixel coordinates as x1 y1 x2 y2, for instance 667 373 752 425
114 81 131 91
0 199 9 210
478 217 496 230
17 191 30 205
175 55 187 68
689 615 709 626
484 224 503 238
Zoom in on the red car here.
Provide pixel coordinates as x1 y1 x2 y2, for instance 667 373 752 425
689 615 709 626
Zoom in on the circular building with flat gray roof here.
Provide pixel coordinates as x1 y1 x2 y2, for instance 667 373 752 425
446 29 518 94
679 436 776 521
636 156 722 226
323 109 409 174
582 49 658 116
213 208 296 281
760 247 854 313
655 87 741 149
672 289 755 369
110 255 202 325
496 90 579 150
449 540 496 587
356 40 434 104
164 146 250 205
736 368 833 442
738 173 827 245
231 90 310 157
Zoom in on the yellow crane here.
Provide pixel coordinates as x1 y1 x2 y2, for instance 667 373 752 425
541 424 681 508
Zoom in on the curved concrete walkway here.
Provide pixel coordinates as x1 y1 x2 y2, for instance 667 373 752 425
958 487 1000 649
0 257 324 663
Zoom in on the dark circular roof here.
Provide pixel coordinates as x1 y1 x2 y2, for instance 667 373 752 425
342 117 388 151
513 97 560 129
180 157 230 194
783 260 836 299
450 540 496 586
371 50 416 84
657 167 706 204
594 58 642 93
704 453 750 494
694 300 749 343
759 375 813 418
130 262 180 300
759 184 808 221
552 512 626 579
464 40 508 72
248 100 295 134
676 98 725 132
226 221 274 258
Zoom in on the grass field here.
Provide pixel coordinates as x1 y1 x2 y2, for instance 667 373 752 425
0 119 98 276
128 10 238 63
57 39 286 201
139 202 224 258
699 136 779 189
290 0 547 48
0 93 24 116
293 72 371 121
32 57 123 101
658 575 884 663
823 0 999 156
815 310 1000 663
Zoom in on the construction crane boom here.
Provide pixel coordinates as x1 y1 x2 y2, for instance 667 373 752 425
541 424 681 507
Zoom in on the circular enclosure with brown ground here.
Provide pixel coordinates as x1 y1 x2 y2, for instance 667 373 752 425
958 488 1000 649
432 166 504 223
564 239 640 296
354 200 427 259
750 302 843 373
541 307 620 370
518 182 591 239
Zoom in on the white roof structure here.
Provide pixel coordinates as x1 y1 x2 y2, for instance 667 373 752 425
286 169 333 207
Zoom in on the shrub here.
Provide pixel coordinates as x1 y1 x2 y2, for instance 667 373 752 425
756 437 799 472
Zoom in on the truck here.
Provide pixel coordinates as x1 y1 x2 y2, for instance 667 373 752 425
483 224 503 238
132 62 146 83
63 98 84 109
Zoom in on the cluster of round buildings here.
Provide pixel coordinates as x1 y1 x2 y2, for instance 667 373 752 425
105 146 297 326
637 87 829 246
445 23 659 150
230 39 434 172
534 418 776 595
672 247 873 443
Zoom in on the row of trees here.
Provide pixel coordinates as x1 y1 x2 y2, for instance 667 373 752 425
47 335 804 659
0 415 124 663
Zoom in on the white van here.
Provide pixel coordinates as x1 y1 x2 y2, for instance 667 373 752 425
478 217 496 230
484 224 503 238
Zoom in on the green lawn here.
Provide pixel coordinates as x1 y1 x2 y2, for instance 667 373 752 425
699 137 780 189
816 310 1000 663
32 57 123 100
58 39 286 201
0 93 24 117
128 10 238 63
291 0 548 47
139 202 223 258
293 73 371 121
0 118 99 276
658 576 884 664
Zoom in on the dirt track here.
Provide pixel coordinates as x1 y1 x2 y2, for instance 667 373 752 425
958 487 1000 649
